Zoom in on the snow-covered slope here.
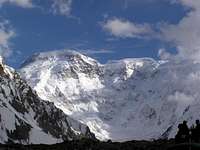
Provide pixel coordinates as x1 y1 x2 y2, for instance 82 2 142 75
20 50 200 141
0 56 95 144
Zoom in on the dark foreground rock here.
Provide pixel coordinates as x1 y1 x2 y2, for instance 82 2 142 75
0 139 193 150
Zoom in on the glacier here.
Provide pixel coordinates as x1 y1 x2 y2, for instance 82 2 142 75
20 50 200 141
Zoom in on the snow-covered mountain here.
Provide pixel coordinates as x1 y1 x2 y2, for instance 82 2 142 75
0 56 95 144
20 50 200 141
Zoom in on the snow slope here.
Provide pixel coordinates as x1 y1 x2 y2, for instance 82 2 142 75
0 56 95 144
20 50 200 141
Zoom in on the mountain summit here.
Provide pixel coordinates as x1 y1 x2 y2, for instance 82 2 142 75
0 56 95 144
20 50 200 141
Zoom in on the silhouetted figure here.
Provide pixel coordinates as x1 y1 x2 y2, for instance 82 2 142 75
175 124 182 143
191 125 196 142
175 121 190 143
196 120 200 142
191 120 200 143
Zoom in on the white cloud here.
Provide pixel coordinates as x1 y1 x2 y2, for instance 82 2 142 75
102 18 153 38
51 0 72 16
160 0 200 60
0 20 15 58
0 0 33 8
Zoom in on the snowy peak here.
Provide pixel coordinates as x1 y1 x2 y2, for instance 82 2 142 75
20 50 103 102
20 50 101 83
21 50 99 68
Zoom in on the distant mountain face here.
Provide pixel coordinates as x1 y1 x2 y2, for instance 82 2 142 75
20 50 200 141
0 56 95 144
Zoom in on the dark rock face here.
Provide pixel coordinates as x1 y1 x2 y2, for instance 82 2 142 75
0 65 5 76
6 118 31 143
0 62 95 144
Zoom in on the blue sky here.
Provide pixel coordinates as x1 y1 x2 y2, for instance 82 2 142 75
0 0 199 68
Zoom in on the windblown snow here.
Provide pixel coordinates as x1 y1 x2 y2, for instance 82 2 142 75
20 50 200 141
